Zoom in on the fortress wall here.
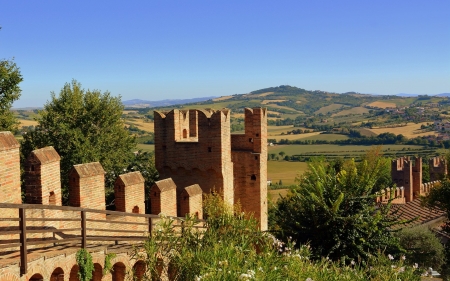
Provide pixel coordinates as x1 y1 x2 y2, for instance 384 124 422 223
430 156 447 181
412 157 422 199
179 184 203 219
154 109 234 206
391 157 414 202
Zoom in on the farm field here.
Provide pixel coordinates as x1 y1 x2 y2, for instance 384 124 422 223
299 134 350 141
268 144 427 156
267 125 295 135
368 122 437 138
271 132 322 141
136 144 154 152
315 104 345 114
268 189 289 204
268 161 308 186
18 119 38 127
367 101 397 108
126 119 155 132
332 107 369 116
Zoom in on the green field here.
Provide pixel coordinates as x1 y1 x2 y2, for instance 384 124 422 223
268 144 427 156
268 161 308 185
298 134 350 141
136 144 155 152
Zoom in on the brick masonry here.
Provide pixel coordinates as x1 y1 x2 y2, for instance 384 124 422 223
154 108 268 230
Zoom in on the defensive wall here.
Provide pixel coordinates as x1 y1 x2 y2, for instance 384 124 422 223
376 156 447 203
154 107 268 230
0 131 203 280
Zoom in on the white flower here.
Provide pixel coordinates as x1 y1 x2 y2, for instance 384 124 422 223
398 267 405 273
413 263 418 269
388 254 394 260
401 255 406 260
351 260 355 265
306 278 314 281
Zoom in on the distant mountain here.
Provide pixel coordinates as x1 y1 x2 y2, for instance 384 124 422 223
123 96 217 108
435 93 450 97
396 93 419 97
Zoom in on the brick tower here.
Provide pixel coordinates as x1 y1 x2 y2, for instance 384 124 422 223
412 157 422 200
429 156 447 181
231 108 268 230
154 109 234 205
391 157 414 202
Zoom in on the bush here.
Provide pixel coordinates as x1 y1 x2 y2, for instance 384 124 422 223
133 193 422 280
395 225 445 271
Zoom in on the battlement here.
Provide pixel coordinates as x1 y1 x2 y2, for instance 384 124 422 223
429 156 447 181
154 107 268 230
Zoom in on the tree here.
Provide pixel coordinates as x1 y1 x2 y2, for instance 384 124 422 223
0 59 23 131
279 151 285 158
21 80 137 204
394 225 444 271
272 152 408 261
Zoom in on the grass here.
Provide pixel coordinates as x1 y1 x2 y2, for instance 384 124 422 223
267 125 295 135
268 189 289 203
332 107 370 116
261 99 286 104
267 161 308 185
368 122 438 138
299 133 350 141
268 144 426 155
126 119 155 132
315 104 345 114
18 119 39 127
136 144 154 152
270 132 322 141
367 101 397 108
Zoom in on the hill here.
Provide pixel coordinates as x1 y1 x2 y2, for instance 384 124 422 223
123 96 216 108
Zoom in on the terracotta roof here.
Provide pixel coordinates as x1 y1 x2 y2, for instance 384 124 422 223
30 146 60 164
183 184 202 196
116 171 144 186
0 131 19 151
71 162 105 178
151 178 176 192
393 198 445 227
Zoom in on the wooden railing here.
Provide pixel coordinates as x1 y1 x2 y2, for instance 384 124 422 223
0 203 204 275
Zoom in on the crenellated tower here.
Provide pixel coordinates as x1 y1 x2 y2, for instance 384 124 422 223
429 156 447 181
231 108 268 230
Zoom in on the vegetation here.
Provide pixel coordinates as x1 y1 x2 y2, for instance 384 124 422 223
271 150 407 262
0 59 23 132
133 193 421 280
75 248 94 281
394 225 445 271
21 80 138 204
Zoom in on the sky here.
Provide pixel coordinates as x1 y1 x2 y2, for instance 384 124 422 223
1 0 449 108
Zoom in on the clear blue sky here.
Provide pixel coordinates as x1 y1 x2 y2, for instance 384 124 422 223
1 0 449 107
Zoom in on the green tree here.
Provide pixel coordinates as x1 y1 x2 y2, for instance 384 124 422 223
21 80 137 204
0 59 23 131
272 153 408 261
279 151 285 158
394 225 444 271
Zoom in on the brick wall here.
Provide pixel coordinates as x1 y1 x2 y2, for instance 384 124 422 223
154 109 234 206
68 162 105 220
150 178 177 217
391 157 414 202
430 156 447 181
0 131 21 205
114 171 145 214
231 108 268 230
179 184 203 219
412 157 422 199
24 146 61 206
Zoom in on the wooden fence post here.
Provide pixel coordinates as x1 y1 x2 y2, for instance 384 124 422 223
19 208 27 275
81 210 86 248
